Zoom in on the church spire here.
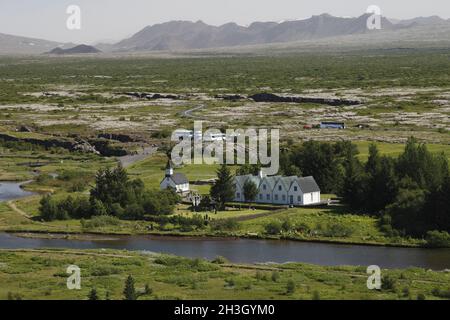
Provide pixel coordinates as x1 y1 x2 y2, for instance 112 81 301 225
165 160 174 177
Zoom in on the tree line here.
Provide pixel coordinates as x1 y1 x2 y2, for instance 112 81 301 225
279 138 449 238
39 165 180 221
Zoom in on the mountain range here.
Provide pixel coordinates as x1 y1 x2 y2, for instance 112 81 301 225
1 14 450 55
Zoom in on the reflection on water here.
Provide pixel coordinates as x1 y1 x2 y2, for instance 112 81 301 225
0 233 449 270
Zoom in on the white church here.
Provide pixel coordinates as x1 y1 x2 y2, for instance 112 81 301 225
234 170 321 206
160 160 190 194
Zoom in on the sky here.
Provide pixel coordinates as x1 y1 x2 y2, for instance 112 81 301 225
0 0 449 44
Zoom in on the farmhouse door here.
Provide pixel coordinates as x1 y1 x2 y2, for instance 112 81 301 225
290 195 294 204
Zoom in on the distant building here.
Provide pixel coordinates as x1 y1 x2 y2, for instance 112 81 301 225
234 170 321 206
160 160 190 194
320 122 345 130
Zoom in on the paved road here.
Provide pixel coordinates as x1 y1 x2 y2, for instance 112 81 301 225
180 105 204 119
118 146 158 168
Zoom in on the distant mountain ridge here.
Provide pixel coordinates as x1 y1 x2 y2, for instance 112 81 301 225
114 14 400 51
0 33 74 55
47 44 101 55
1 14 450 54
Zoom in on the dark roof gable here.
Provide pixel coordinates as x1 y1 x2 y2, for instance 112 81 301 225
170 173 189 185
298 176 320 193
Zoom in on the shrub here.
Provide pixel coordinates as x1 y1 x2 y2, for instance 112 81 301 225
81 215 120 229
381 275 397 291
210 219 239 231
91 265 121 276
281 219 293 232
224 278 235 288
322 222 354 238
265 221 283 235
271 271 280 282
286 280 296 294
211 256 229 264
431 288 450 299
312 291 321 300
425 230 450 248
144 284 153 295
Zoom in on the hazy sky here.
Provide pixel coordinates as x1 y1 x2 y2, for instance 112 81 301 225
1 0 449 44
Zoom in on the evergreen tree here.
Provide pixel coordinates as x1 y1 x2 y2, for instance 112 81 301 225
291 141 344 194
123 275 137 300
39 194 58 221
88 288 99 301
365 144 398 214
210 164 235 210
340 152 367 210
243 180 258 204
387 177 427 236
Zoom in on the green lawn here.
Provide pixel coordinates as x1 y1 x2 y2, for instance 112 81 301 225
355 141 450 162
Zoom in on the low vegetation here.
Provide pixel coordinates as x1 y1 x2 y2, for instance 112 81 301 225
0 249 448 300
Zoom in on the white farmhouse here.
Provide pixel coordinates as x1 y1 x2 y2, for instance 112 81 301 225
160 161 190 194
234 170 321 206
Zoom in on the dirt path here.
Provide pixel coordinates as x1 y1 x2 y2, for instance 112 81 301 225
6 200 32 219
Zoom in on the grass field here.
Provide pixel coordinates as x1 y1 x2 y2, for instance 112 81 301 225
0 249 448 300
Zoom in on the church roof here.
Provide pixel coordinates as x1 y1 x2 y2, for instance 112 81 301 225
170 173 189 185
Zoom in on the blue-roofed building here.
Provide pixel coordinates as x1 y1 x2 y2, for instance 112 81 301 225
320 122 345 129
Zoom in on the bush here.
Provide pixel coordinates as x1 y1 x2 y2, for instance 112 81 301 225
211 256 229 264
321 222 354 238
381 275 397 291
265 221 283 235
210 219 239 231
431 288 450 299
271 271 280 282
312 291 321 300
81 215 121 229
286 280 296 294
281 219 294 232
425 230 450 248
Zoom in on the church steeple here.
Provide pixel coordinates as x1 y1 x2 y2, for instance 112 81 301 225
165 160 174 177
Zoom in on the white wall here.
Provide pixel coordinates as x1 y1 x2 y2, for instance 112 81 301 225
272 180 288 205
257 180 272 204
288 181 302 205
160 179 190 193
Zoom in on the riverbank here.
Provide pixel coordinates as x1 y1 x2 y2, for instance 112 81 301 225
0 248 449 300
1 231 449 270
0 200 429 250
3 229 423 248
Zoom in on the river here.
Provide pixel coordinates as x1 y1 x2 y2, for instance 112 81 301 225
0 181 34 202
0 182 449 270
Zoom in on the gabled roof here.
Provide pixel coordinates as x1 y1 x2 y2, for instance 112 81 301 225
260 175 277 190
298 176 321 193
234 175 261 188
170 173 189 185
234 174 320 193
281 176 298 190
